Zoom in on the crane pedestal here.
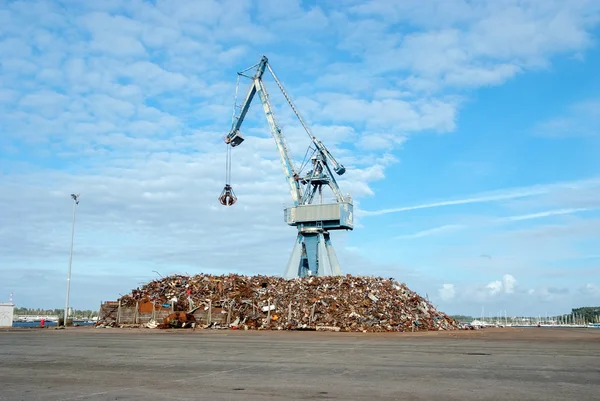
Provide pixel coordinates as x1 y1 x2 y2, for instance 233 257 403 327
283 229 342 278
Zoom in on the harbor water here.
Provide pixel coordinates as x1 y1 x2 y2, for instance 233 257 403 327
12 321 95 328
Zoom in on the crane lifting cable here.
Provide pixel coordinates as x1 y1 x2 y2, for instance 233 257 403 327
219 74 242 206
219 144 236 206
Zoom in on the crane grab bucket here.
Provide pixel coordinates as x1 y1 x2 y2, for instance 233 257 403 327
219 184 237 206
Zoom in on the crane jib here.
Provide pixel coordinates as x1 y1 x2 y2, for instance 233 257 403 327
220 56 349 205
218 56 353 223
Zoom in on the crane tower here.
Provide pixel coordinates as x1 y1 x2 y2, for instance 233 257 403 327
219 55 354 278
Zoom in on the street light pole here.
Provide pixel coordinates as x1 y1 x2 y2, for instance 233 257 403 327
64 193 80 327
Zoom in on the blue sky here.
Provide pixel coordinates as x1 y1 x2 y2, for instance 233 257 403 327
1 0 599 317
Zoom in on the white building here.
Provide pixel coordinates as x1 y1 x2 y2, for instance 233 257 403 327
0 302 15 327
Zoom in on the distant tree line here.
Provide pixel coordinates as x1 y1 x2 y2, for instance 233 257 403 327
571 306 600 323
450 315 473 322
14 307 98 318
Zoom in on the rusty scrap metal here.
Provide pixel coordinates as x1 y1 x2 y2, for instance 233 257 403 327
161 312 196 329
119 274 458 332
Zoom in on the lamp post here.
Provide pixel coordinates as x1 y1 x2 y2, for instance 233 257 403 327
64 193 80 327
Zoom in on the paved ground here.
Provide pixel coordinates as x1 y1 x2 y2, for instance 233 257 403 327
0 328 599 400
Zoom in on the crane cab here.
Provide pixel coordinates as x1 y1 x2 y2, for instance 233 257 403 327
284 201 353 231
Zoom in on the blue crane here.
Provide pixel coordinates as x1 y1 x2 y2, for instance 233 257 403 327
220 55 354 278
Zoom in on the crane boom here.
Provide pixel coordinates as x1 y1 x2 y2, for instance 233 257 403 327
225 56 302 206
225 60 265 147
254 78 303 206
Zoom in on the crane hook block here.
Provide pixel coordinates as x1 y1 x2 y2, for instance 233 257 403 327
219 184 237 206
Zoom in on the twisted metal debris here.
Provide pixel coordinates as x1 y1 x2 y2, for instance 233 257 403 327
118 274 458 332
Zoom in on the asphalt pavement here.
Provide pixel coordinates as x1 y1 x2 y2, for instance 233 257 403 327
0 328 599 400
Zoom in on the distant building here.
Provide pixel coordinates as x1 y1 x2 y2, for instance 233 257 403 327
0 302 15 327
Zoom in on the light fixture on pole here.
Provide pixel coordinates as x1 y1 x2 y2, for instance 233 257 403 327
64 193 80 327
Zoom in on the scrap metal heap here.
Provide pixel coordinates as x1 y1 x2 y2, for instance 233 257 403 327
118 274 458 332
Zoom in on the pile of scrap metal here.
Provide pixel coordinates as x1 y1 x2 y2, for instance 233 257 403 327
155 312 196 329
119 274 458 332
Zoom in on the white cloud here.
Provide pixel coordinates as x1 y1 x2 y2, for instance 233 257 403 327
444 63 522 87
395 225 465 239
313 94 457 133
357 134 407 151
19 91 69 118
456 274 518 301
580 283 600 297
486 280 504 296
534 286 571 302
502 274 517 294
535 98 600 137
432 274 521 307
434 273 599 315
439 283 456 301
344 0 599 91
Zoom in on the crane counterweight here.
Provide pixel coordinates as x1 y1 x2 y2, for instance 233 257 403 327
221 55 354 278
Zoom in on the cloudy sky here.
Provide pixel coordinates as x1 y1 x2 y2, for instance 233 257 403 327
1 0 599 317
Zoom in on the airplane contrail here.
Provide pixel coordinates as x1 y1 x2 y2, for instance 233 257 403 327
359 177 600 217
394 224 464 239
393 208 595 239
499 208 590 222
360 189 546 217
